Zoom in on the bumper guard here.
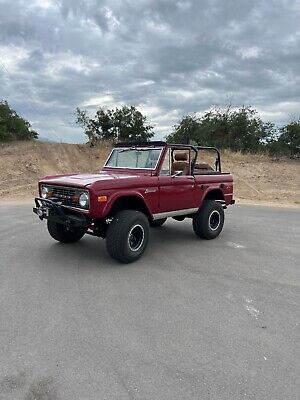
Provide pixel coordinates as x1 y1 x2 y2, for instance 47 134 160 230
33 197 89 229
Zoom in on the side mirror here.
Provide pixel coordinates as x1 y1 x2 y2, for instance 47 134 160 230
171 171 183 178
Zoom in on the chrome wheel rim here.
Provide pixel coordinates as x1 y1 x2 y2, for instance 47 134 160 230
209 210 221 231
128 224 145 252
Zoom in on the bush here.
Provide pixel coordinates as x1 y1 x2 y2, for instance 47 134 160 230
0 101 38 141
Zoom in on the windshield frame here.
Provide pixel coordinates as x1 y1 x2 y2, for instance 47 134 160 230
103 147 164 171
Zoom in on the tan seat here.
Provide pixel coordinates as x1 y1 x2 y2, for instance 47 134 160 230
194 162 213 171
171 152 190 175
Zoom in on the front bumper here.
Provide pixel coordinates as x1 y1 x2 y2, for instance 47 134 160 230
33 198 89 229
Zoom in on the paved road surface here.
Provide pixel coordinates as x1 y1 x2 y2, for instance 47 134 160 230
0 203 299 400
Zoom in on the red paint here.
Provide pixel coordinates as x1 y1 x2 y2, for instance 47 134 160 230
38 143 234 220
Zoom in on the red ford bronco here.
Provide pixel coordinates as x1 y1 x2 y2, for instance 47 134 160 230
33 141 234 263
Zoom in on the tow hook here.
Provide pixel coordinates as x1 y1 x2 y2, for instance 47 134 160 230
37 208 44 219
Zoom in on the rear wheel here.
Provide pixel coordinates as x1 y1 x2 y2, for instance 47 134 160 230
47 220 85 243
150 218 167 228
106 210 149 263
193 200 224 239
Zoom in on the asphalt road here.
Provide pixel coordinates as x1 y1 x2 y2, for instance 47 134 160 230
0 203 299 400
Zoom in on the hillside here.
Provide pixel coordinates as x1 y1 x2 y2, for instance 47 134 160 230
0 141 299 206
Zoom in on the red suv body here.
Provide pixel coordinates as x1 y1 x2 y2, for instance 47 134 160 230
33 141 234 263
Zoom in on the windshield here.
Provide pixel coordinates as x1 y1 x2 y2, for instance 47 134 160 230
105 148 162 169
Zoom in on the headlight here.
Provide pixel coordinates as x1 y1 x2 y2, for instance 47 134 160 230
79 192 89 208
41 186 49 199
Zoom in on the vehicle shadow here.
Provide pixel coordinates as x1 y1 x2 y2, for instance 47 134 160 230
40 220 207 270
42 235 112 270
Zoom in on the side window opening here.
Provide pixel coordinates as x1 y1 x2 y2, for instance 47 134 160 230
171 149 191 176
193 149 220 174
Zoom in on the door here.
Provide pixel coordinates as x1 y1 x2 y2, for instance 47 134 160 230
157 147 196 214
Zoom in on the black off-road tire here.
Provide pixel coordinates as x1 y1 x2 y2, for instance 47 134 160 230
47 220 85 243
193 200 224 240
150 218 167 228
106 210 149 263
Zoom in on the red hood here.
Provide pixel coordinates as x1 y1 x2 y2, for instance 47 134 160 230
40 170 149 188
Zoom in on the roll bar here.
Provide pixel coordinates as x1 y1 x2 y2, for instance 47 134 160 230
113 141 222 173
196 146 221 172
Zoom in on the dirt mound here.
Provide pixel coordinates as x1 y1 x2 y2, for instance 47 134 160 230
221 150 300 205
0 141 299 205
0 141 110 201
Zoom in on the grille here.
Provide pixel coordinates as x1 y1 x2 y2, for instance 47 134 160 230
51 186 79 208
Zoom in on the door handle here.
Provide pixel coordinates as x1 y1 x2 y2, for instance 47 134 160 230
199 184 209 190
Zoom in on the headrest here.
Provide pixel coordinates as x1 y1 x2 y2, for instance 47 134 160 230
174 152 188 161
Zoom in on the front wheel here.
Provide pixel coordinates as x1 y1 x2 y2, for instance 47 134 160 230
106 210 149 263
193 200 224 239
47 220 86 243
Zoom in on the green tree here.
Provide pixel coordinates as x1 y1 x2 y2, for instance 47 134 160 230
279 120 300 158
166 114 200 144
75 105 154 143
0 100 38 141
75 107 115 143
167 106 275 152
197 108 231 148
227 108 274 151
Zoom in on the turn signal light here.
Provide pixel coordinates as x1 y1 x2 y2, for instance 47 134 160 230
98 195 108 202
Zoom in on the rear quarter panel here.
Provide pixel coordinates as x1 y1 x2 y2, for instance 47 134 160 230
194 173 234 207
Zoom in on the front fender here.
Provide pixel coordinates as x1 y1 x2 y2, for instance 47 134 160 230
101 191 152 218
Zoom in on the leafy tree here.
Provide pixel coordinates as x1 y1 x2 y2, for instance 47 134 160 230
227 108 275 152
167 106 276 152
197 108 231 148
113 106 154 142
0 100 38 141
75 107 115 143
75 105 154 143
279 120 300 158
166 114 200 144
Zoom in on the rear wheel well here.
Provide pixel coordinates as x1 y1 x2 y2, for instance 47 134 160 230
109 196 151 220
204 189 225 202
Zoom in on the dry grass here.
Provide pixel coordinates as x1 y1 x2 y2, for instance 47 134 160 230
221 149 300 205
0 141 299 206
0 141 110 201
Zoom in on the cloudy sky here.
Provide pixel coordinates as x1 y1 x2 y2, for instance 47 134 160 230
0 0 299 142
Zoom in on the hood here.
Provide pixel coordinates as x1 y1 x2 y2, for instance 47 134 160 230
40 171 144 188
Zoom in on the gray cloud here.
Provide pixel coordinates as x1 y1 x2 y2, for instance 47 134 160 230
0 0 299 142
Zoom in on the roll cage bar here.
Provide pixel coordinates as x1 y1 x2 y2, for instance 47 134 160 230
115 141 221 173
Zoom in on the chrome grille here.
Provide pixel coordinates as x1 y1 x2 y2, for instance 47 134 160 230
51 186 79 208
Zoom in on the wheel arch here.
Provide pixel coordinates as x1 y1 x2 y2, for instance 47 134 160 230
202 188 225 203
105 194 152 220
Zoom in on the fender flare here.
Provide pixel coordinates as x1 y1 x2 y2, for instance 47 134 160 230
199 186 225 208
102 191 152 218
